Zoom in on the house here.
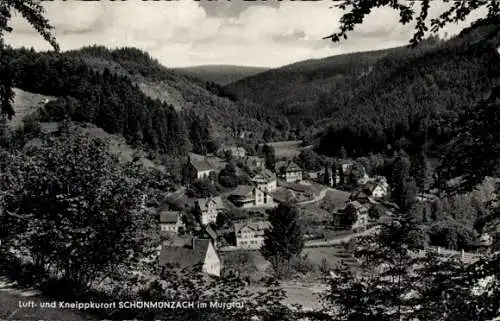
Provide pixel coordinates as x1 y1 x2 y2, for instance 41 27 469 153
251 169 277 192
184 153 227 182
159 238 221 277
159 210 185 234
350 189 374 204
311 168 336 187
345 201 369 232
307 170 321 180
186 157 216 181
244 156 265 171
479 233 493 247
196 196 225 225
276 161 303 183
233 221 271 249
228 185 275 208
220 146 247 158
341 162 353 174
362 178 389 199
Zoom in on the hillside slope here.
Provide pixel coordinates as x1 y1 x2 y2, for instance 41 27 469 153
8 88 55 129
67 47 271 140
226 19 500 157
173 65 270 86
10 88 167 174
225 47 399 125
4 46 275 156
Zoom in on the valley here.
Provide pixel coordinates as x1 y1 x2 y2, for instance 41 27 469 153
1 8 500 321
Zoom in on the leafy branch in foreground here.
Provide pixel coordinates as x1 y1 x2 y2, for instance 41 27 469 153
325 0 499 47
317 211 500 321
0 0 58 123
0 0 58 50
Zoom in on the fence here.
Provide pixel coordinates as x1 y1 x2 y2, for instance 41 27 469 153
414 246 482 263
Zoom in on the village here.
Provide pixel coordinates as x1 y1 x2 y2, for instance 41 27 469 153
155 140 391 280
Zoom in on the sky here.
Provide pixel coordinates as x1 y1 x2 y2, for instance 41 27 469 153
4 0 488 68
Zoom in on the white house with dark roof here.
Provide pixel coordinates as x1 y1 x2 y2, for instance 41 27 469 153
159 210 185 233
233 221 271 249
195 196 225 225
251 169 277 192
189 158 216 180
276 161 303 183
363 178 389 199
184 153 227 182
228 185 275 208
159 238 221 277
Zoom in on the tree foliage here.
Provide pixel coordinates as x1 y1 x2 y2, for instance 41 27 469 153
262 144 276 171
325 0 500 47
0 0 58 126
218 162 239 188
391 151 417 211
0 129 155 287
261 203 304 267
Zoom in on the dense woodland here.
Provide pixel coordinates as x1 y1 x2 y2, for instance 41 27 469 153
1 46 282 157
227 20 500 158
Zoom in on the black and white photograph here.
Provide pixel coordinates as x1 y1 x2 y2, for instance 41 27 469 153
0 0 499 320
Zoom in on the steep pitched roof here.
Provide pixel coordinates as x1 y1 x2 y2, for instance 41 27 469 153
205 157 226 170
196 196 224 210
230 185 254 197
159 239 213 269
348 200 365 210
253 169 277 182
286 161 302 172
159 211 181 224
351 190 371 200
234 220 271 234
190 159 215 172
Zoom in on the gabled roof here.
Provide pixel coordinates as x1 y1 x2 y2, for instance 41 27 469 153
351 190 371 200
205 157 226 170
286 161 302 172
363 181 379 193
196 196 224 210
230 185 254 197
190 159 215 172
159 211 181 224
252 169 277 182
234 220 271 234
348 200 365 210
159 239 214 269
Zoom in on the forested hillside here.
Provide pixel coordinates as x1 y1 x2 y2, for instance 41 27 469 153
226 19 500 158
173 64 270 86
2 46 278 156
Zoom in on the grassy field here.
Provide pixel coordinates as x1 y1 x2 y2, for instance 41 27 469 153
10 88 56 129
303 244 357 268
